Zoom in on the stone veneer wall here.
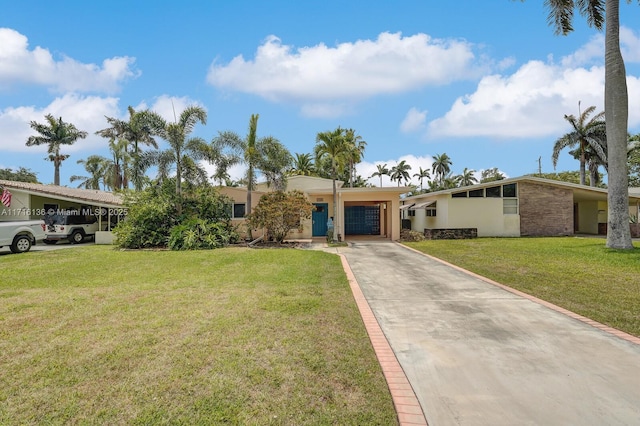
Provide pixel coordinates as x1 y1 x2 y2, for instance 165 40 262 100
424 228 477 239
519 181 573 236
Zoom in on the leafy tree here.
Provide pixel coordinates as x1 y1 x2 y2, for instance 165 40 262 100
70 155 110 190
26 114 88 185
0 167 38 183
480 167 506 183
370 163 389 187
314 127 349 241
458 167 478 187
390 160 412 187
535 0 637 249
115 183 237 249
248 190 313 244
530 171 605 187
552 103 606 186
413 166 431 191
432 153 452 187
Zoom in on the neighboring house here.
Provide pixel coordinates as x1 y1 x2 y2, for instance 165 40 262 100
0 180 124 243
402 176 640 238
220 175 408 241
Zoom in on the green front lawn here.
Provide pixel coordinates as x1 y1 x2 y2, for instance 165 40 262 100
0 246 397 425
404 237 640 337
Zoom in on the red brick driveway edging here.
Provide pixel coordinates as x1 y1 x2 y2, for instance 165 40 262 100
337 254 429 426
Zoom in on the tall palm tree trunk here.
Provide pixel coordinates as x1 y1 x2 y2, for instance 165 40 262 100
605 0 632 249
579 149 587 186
54 157 61 186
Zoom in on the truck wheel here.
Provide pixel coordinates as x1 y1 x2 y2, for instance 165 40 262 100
43 239 57 245
70 230 84 244
10 235 32 253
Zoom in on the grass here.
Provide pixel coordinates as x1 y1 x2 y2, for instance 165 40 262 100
404 237 640 338
0 246 397 425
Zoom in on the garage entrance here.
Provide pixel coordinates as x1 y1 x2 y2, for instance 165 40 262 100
344 205 380 235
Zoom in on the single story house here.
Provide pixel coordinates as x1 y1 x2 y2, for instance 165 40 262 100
220 175 409 241
401 176 640 238
0 179 124 243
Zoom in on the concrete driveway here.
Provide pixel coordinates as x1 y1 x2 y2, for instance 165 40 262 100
335 240 640 425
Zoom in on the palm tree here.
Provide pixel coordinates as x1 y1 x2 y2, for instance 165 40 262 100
390 160 412 187
458 168 477 187
96 106 164 190
432 153 452 187
552 103 606 186
257 137 293 191
70 155 110 190
213 114 292 238
150 105 209 198
314 127 349 241
370 163 389 187
289 153 316 176
413 166 431 191
542 0 634 249
343 129 367 187
26 114 88 185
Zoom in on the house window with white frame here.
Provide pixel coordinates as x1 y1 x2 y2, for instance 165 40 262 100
503 199 518 214
425 203 437 217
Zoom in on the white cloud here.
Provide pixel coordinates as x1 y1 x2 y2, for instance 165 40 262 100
0 27 139 93
207 32 488 116
400 108 428 134
428 60 607 139
0 93 120 153
621 26 640 63
427 27 640 140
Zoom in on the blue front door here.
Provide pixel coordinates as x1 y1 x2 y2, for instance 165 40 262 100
312 203 328 236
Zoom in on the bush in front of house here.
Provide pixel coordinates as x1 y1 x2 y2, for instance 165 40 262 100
248 190 313 244
115 181 239 250
168 218 239 250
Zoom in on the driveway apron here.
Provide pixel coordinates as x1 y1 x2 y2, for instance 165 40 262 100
338 241 640 426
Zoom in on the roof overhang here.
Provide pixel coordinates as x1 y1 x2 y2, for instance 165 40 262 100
410 200 436 210
399 203 414 211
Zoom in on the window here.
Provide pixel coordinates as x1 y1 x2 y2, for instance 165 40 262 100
503 199 518 214
486 186 501 198
503 183 517 198
408 210 416 217
452 191 467 198
425 202 437 217
233 203 246 218
469 189 484 198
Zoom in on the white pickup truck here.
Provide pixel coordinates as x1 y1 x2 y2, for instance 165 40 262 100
0 220 46 253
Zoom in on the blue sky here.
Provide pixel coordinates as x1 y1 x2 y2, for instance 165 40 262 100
1 0 639 187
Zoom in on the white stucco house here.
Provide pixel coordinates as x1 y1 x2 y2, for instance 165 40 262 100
401 176 640 238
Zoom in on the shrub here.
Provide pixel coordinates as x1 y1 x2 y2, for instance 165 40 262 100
400 228 426 242
168 218 239 250
115 184 239 250
114 191 177 248
248 190 313 243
